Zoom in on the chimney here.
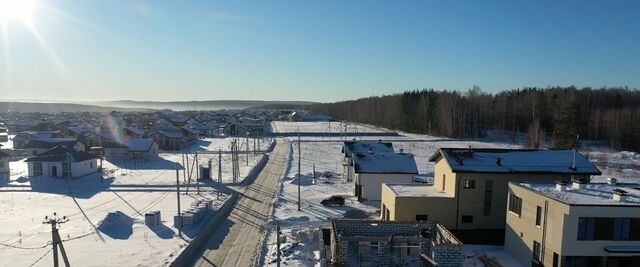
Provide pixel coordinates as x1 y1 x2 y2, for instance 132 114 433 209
613 189 628 202
399 148 404 153
555 180 568 192
572 178 587 189
368 147 373 154
570 149 577 171
496 157 502 166
607 177 618 185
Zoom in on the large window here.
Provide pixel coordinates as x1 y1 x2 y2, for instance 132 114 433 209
484 180 493 215
578 217 640 241
416 215 428 221
33 163 43 176
461 215 473 224
535 206 542 227
508 193 522 216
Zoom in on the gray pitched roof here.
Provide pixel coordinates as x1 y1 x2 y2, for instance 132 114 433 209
353 152 418 174
342 141 394 158
26 146 97 162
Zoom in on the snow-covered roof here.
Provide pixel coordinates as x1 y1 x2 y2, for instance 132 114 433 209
515 182 640 206
25 146 97 162
23 138 79 149
430 148 601 175
385 183 453 198
67 127 85 135
153 130 183 139
124 139 156 152
343 141 394 158
353 152 418 174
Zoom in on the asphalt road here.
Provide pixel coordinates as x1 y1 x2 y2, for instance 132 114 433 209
193 141 289 267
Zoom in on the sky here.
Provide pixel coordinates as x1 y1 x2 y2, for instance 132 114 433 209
0 0 639 103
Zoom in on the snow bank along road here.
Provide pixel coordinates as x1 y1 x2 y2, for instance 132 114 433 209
193 142 289 267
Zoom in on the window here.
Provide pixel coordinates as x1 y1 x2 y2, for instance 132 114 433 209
461 215 473 224
463 180 476 189
416 215 428 221
382 204 387 221
578 217 640 241
532 241 541 263
442 174 446 191
483 180 493 215
0 161 3 168
33 163 43 176
535 206 542 226
62 163 71 178
508 194 522 216
577 217 596 240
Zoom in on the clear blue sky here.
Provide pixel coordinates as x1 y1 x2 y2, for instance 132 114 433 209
0 0 639 103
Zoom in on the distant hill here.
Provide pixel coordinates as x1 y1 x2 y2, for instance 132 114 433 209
0 102 151 113
86 100 317 111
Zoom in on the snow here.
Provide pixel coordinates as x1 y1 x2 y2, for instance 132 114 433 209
386 184 453 198
0 137 267 267
342 141 394 158
353 152 418 174
269 121 388 133
462 245 523 267
518 182 640 206
438 148 601 175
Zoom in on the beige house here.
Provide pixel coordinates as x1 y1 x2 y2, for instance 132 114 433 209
506 180 640 267
381 148 601 240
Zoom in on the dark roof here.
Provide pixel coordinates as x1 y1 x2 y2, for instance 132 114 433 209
23 139 79 149
26 146 98 162
342 141 394 158
353 152 418 174
429 148 601 175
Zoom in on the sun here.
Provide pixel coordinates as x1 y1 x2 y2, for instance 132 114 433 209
0 0 36 23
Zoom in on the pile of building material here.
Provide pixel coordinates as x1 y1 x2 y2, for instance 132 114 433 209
173 199 213 228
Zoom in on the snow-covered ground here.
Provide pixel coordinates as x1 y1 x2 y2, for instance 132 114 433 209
260 122 640 266
462 245 522 267
269 121 388 134
0 137 267 267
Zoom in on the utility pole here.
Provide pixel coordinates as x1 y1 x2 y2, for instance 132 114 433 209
253 135 256 155
276 220 281 267
43 213 70 267
175 169 181 237
312 162 316 185
246 133 249 166
297 131 301 211
218 148 222 200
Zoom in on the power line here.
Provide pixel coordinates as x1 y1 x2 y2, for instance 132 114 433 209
27 247 53 267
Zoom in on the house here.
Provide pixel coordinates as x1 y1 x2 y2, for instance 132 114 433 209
352 152 418 201
342 140 394 181
0 150 9 178
380 148 602 242
323 219 462 266
289 111 331 122
23 138 86 156
149 130 184 150
103 139 159 159
12 131 60 149
123 126 145 139
222 123 250 137
506 179 640 267
181 126 199 141
26 146 98 178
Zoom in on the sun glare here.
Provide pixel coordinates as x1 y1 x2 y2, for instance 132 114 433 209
0 0 36 23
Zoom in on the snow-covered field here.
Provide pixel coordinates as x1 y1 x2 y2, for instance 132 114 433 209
260 122 640 266
269 121 388 134
0 138 268 267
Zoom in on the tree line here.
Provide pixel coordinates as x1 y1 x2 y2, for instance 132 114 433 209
310 86 640 151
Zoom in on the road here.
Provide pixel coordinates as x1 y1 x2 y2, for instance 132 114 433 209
193 141 289 267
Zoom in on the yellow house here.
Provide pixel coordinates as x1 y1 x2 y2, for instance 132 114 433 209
506 180 640 267
381 148 601 242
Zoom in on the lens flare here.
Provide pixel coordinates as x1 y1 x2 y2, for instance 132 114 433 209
0 0 36 23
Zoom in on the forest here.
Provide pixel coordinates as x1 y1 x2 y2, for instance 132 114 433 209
310 86 640 151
